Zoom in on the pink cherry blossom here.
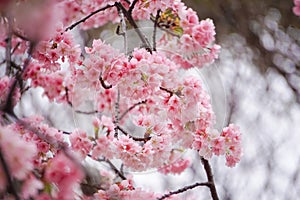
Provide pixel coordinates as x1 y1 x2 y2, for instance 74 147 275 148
293 0 300 16
70 129 93 159
0 126 37 187
0 1 243 199
44 152 84 199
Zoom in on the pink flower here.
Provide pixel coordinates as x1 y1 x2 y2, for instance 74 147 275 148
293 0 300 16
92 135 115 159
221 124 242 167
211 137 226 156
45 152 84 199
192 18 216 47
0 126 37 180
70 129 93 159
158 158 190 174
21 174 44 199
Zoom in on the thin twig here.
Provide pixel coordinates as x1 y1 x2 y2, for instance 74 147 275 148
2 42 35 114
116 2 152 53
75 110 99 115
119 100 147 120
99 76 112 89
128 0 138 14
0 148 20 200
98 158 126 180
150 16 181 38
5 14 13 76
13 30 31 41
117 126 151 142
201 157 219 200
65 4 115 31
11 42 20 55
153 10 161 51
114 88 120 138
160 86 173 96
157 182 211 200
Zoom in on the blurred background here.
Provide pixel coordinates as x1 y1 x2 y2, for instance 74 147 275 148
180 0 300 199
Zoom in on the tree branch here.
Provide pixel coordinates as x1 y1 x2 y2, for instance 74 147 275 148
5 14 13 76
119 100 147 121
128 0 138 14
160 86 173 96
115 2 152 53
114 88 120 138
65 4 115 31
2 42 35 114
99 76 112 89
117 125 151 142
153 10 161 51
98 158 126 180
157 182 211 200
201 157 219 200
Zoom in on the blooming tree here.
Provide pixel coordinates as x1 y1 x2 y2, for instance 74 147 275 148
0 0 242 199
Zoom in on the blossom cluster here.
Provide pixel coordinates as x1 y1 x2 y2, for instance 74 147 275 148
0 0 242 199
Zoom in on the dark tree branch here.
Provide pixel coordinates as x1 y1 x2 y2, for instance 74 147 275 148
115 2 152 53
5 14 13 76
117 126 151 142
153 10 161 51
157 182 211 200
99 76 112 89
2 42 35 114
114 89 120 138
150 16 181 38
0 148 20 200
201 157 219 200
13 30 31 42
160 86 173 96
75 110 99 115
119 100 147 120
65 4 115 31
128 0 138 14
11 42 20 56
98 158 126 180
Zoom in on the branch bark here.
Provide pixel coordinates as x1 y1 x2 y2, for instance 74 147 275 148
65 4 115 31
157 182 211 200
201 157 219 200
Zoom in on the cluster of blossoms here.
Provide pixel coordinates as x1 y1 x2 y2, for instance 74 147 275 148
0 0 242 199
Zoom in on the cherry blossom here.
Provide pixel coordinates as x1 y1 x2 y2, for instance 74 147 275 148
293 0 300 16
0 0 243 199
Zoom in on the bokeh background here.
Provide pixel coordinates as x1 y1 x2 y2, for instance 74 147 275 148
181 0 300 199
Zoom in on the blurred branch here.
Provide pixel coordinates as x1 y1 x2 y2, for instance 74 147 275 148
0 148 20 200
119 100 147 120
